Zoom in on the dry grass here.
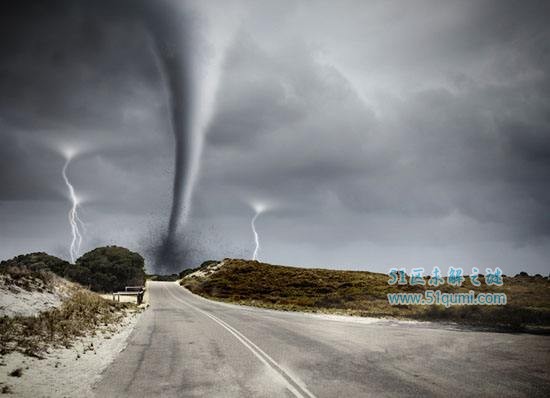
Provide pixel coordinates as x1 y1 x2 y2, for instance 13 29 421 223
182 259 550 331
0 290 133 357
0 264 55 294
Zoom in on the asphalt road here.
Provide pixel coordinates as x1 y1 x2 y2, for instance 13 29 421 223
94 281 550 397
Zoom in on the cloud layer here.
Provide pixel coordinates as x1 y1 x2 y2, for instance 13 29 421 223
1 0 549 274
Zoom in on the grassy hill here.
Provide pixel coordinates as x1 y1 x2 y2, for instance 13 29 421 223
181 259 550 331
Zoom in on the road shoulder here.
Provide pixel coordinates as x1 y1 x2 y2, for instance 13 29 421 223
0 309 142 397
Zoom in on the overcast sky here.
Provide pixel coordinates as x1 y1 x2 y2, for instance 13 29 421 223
1 0 549 275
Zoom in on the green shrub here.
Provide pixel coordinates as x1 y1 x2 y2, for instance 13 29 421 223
1 247 146 293
75 246 145 292
0 253 70 284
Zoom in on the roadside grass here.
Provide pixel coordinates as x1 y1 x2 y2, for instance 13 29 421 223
0 290 133 357
0 264 56 293
182 259 550 331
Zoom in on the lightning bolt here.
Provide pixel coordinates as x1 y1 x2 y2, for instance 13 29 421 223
61 155 84 263
251 212 261 261
250 202 270 261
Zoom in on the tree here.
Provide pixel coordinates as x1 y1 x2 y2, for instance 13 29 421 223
75 246 145 292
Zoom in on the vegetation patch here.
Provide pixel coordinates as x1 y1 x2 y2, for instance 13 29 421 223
73 246 145 292
1 385 13 394
8 368 22 378
1 246 146 293
0 290 132 357
0 254 67 292
146 273 179 282
182 259 550 331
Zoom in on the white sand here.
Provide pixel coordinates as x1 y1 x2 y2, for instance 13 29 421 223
99 293 139 303
0 310 142 397
99 283 150 307
0 274 75 317
0 288 63 318
186 260 225 279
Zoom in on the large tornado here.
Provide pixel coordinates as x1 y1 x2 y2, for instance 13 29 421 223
141 0 195 270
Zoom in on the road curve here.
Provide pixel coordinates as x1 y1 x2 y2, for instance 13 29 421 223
94 281 550 397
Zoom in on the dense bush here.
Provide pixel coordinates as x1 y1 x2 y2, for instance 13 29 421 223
75 246 145 292
0 246 146 293
147 273 179 281
0 252 70 277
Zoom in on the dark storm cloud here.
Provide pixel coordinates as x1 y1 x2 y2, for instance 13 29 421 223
0 2 161 131
205 33 376 186
193 0 550 272
0 0 182 267
0 132 60 200
0 0 170 177
1 0 549 274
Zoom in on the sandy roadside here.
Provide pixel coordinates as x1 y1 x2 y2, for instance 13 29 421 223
0 309 143 397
